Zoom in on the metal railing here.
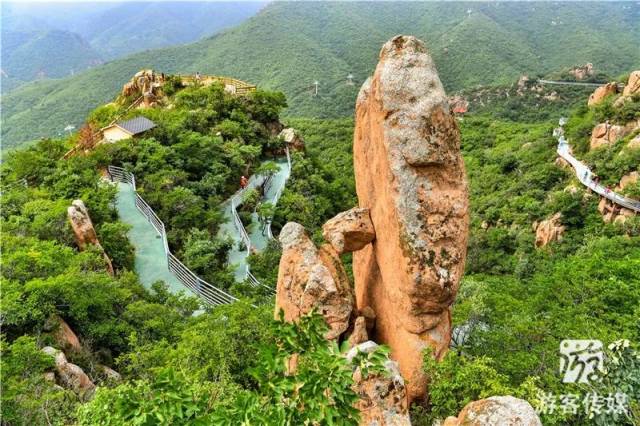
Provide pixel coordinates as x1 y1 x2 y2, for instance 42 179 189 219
228 176 276 294
554 126 640 214
266 147 292 239
178 75 257 95
107 165 239 306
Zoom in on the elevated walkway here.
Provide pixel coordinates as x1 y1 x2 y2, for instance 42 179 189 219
555 126 640 213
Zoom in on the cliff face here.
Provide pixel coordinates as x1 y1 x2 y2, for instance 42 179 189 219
352 35 469 402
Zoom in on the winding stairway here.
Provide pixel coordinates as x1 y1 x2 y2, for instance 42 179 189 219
108 147 292 306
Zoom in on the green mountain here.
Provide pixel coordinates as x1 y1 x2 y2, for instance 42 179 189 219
1 29 103 91
3 1 639 149
0 2 265 92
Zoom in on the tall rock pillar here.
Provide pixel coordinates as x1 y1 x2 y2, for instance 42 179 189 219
353 35 469 402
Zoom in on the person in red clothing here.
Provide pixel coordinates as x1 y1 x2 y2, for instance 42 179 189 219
240 175 248 189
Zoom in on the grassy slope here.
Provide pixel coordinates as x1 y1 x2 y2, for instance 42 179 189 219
3 1 639 149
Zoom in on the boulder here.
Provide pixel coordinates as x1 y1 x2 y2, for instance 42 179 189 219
44 315 81 352
347 316 369 347
443 396 541 426
617 171 638 192
347 341 411 426
42 347 95 400
627 134 640 150
352 35 469 402
98 365 122 382
534 212 565 248
623 70 640 97
67 200 114 275
590 121 636 150
278 127 305 151
275 222 354 340
569 63 593 81
588 83 617 106
322 207 376 254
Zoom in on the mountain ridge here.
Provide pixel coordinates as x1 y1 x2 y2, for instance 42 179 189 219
2 1 639 149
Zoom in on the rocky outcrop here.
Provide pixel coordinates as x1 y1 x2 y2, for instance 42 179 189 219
533 212 565 248
618 171 639 192
590 121 638 150
352 35 469 402
322 208 376 255
597 172 640 224
42 347 95 400
347 342 411 426
67 200 114 275
278 127 305 151
120 69 165 108
623 70 640 97
275 222 354 340
569 63 593 81
588 83 617 106
443 396 541 426
44 315 81 352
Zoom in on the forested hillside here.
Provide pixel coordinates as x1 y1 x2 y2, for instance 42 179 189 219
3 1 639 149
2 62 639 423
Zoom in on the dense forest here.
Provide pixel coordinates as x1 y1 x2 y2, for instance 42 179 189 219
3 1 639 149
2 65 638 424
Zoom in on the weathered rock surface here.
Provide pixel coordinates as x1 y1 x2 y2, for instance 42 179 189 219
443 396 542 426
569 63 593 81
534 212 565 248
67 200 114 275
278 127 305 151
597 172 640 224
275 222 354 339
323 207 376 254
347 316 369 347
590 121 637 150
44 315 81 352
352 35 469 402
120 69 165 108
588 82 617 106
347 341 411 426
42 347 95 399
617 171 639 192
623 70 640 97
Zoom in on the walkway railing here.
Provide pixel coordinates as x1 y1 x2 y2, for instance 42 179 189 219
266 147 292 240
178 75 257 95
107 165 239 306
554 127 640 214
229 146 292 289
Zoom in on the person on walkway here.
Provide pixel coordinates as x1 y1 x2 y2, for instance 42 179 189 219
195 72 201 81
240 175 248 189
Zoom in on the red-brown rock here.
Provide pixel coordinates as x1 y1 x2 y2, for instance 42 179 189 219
534 212 565 248
323 207 375 254
67 200 114 275
623 70 640 97
42 347 95 400
588 83 617 106
275 222 354 340
590 121 638 150
44 315 81 352
352 35 469 402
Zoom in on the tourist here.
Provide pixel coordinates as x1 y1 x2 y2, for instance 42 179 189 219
240 175 248 189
